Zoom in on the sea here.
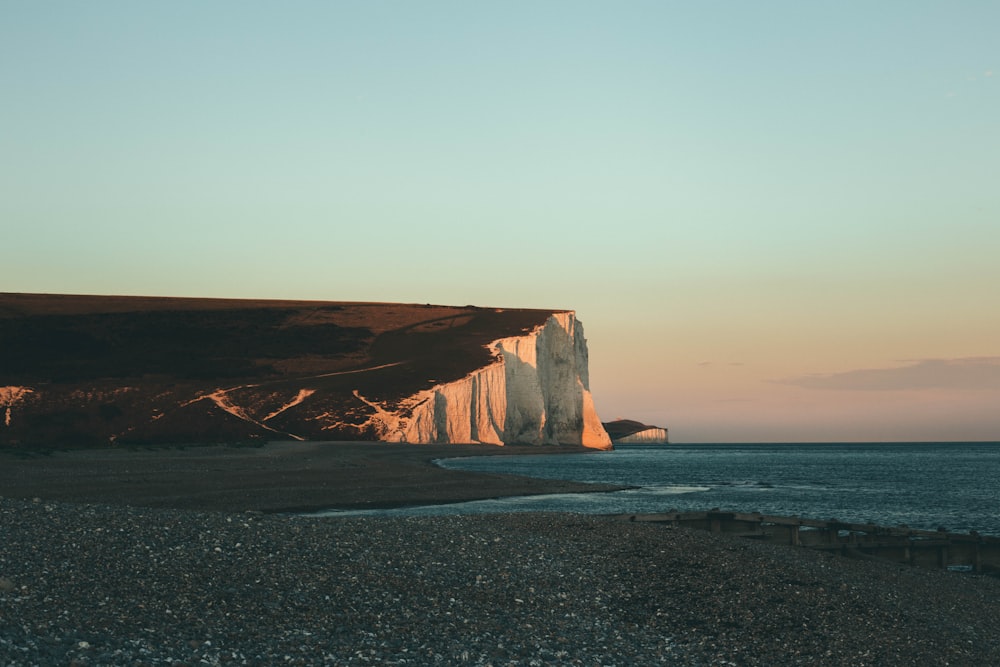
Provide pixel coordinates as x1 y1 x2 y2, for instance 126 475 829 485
313 442 1000 536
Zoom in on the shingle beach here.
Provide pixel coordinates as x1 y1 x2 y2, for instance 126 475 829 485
2 443 999 666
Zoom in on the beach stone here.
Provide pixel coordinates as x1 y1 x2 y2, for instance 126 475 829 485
2 498 1000 666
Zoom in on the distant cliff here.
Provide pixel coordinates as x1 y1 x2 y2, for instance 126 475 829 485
602 419 669 445
0 294 611 449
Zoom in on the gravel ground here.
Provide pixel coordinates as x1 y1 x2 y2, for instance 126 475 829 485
2 497 999 666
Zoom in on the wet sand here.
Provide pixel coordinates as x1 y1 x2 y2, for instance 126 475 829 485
0 440 623 512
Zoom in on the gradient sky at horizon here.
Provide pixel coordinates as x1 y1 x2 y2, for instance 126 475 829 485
3 2 998 442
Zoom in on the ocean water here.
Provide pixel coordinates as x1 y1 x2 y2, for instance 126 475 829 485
314 442 1000 536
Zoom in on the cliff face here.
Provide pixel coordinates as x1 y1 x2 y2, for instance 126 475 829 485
0 294 611 449
613 428 669 445
367 313 611 449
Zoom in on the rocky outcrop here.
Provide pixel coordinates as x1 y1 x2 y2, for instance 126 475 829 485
0 386 34 428
0 294 611 448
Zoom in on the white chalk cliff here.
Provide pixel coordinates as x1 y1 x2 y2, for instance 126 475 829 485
1 295 618 448
359 312 612 449
613 427 669 444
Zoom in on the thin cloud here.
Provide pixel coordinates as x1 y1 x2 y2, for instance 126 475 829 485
776 357 1000 391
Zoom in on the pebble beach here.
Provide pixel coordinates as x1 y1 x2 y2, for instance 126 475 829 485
2 443 1000 665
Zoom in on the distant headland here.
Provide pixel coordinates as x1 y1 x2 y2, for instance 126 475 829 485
603 418 670 444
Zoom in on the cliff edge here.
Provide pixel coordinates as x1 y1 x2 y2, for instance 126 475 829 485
0 294 611 449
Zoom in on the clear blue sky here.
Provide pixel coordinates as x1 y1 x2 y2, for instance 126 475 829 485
3 2 998 441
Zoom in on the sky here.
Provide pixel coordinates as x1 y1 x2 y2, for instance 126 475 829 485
2 1 998 442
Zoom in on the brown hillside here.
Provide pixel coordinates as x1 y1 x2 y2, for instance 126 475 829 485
0 293 561 447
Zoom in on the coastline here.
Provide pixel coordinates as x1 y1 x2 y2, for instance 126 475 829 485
4 441 1000 664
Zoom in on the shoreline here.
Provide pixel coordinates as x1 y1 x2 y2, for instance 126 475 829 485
3 497 1000 665
3 441 1000 664
0 440 627 513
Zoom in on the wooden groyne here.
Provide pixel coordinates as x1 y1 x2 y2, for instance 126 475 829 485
620 510 1000 575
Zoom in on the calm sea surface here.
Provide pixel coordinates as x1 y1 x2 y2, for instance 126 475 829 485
315 442 1000 536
